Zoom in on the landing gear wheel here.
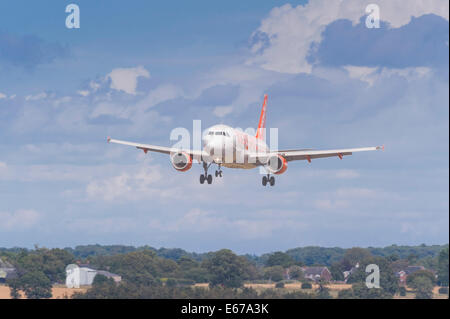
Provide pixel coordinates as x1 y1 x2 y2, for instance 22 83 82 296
262 176 268 186
207 174 213 184
269 176 275 186
215 171 218 177
200 174 205 184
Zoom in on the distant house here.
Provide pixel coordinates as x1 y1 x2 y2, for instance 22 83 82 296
0 258 17 283
343 263 360 283
66 266 122 286
301 266 332 282
396 265 426 285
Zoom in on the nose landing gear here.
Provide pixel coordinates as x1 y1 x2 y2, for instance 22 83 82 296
262 174 275 187
215 164 223 178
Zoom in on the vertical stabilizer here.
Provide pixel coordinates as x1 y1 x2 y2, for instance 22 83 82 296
255 94 268 140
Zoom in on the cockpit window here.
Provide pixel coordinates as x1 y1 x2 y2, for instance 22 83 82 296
208 131 229 136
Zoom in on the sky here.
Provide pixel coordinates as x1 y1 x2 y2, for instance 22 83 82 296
0 0 448 254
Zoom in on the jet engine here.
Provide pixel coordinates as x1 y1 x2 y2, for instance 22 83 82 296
170 152 192 172
266 154 288 175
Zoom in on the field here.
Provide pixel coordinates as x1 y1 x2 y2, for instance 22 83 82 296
1 283 447 299
0 284 87 299
196 282 448 299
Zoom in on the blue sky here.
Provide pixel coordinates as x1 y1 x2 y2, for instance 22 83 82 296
0 0 448 254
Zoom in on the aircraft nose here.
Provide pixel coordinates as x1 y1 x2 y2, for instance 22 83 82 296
205 140 223 157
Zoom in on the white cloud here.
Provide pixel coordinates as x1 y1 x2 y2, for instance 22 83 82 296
0 162 7 176
0 209 40 230
86 166 165 201
0 92 7 99
213 106 233 117
345 65 432 85
77 90 90 97
107 66 150 95
136 84 183 111
25 92 47 101
248 0 449 74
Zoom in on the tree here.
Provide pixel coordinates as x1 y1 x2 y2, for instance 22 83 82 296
266 252 295 268
346 256 398 297
343 248 371 266
203 249 250 288
15 271 52 299
264 266 285 282
437 247 449 286
412 277 434 299
407 270 436 288
288 265 304 280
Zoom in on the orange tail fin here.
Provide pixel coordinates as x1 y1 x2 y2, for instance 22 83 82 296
256 94 268 140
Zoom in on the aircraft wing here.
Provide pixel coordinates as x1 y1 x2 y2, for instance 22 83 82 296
107 137 208 161
250 146 383 163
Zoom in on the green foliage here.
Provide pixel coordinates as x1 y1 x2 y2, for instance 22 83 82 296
203 249 251 288
437 247 449 286
92 274 112 286
413 277 434 299
266 252 295 268
301 282 312 289
350 282 393 299
407 270 436 288
343 248 372 265
166 278 178 287
8 271 52 299
330 262 345 281
275 282 285 288
288 265 303 280
264 266 284 282
317 285 331 299
285 246 345 266
346 256 398 296
399 286 407 296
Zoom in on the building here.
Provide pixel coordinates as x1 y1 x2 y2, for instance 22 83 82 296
301 266 332 282
396 265 426 285
343 263 360 282
0 258 17 283
66 266 122 287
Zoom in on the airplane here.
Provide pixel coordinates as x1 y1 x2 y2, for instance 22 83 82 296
107 94 383 186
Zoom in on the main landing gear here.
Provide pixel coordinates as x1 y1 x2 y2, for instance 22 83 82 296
262 174 275 187
200 163 223 184
199 162 212 184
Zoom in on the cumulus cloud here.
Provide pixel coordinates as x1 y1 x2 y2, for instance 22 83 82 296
247 0 449 73
344 65 432 85
107 66 150 95
25 92 47 101
86 166 165 201
0 209 40 230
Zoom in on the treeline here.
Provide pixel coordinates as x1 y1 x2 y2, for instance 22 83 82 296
2 243 443 265
0 244 448 299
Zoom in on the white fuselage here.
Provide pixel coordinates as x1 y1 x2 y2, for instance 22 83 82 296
202 124 269 169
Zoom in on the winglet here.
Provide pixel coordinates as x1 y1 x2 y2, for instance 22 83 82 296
107 136 111 143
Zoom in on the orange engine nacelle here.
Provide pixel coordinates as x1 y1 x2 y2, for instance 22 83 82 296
170 152 193 172
266 154 288 175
